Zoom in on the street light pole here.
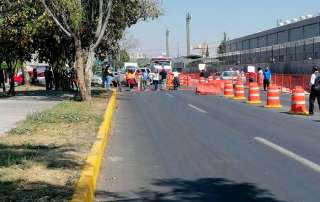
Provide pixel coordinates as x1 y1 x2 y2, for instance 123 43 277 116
186 12 191 56
166 29 170 57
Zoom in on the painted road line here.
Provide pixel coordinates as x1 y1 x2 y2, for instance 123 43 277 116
254 137 320 173
188 104 208 114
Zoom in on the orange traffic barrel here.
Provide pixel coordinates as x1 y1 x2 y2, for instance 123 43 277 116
224 80 234 98
233 81 246 100
166 74 174 90
265 84 282 108
247 82 261 104
289 86 308 115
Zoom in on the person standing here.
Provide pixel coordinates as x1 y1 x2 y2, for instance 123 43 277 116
69 67 78 91
113 70 122 92
44 67 50 90
173 70 180 90
141 69 149 91
45 67 54 90
258 67 263 87
136 70 142 91
103 67 109 89
159 68 167 90
0 68 6 93
309 66 320 115
263 68 271 91
153 70 160 91
32 68 38 84
127 70 135 91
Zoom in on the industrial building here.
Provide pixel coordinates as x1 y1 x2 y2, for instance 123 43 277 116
221 14 320 74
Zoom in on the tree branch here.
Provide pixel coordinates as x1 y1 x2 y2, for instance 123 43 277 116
95 0 104 38
40 0 72 38
92 0 113 50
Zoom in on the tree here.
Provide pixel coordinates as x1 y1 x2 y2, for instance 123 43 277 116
217 32 228 56
40 0 161 100
0 0 40 95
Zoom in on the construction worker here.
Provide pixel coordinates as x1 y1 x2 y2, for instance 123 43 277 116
309 66 320 115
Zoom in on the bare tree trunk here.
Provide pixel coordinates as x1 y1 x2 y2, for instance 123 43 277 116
75 40 89 101
85 48 95 95
21 64 30 86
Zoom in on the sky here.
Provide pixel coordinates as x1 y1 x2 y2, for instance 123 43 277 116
128 0 320 57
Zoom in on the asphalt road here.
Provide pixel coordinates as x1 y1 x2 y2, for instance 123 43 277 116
95 89 320 202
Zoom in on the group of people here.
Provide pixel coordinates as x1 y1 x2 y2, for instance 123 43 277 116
102 66 180 92
126 68 180 91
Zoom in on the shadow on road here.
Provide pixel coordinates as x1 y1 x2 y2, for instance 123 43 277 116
95 178 285 202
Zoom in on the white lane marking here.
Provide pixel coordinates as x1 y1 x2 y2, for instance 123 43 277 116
254 137 320 173
166 93 174 98
188 104 208 114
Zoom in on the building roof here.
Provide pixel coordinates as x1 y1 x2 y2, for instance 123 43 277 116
227 15 320 44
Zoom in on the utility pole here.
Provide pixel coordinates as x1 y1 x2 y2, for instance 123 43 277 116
166 29 170 57
177 42 180 57
186 12 191 56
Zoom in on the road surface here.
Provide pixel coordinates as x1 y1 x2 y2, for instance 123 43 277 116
95 89 320 202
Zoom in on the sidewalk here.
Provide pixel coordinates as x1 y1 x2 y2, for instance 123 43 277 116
0 90 73 135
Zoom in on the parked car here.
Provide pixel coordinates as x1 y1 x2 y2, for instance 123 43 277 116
220 71 238 81
14 73 23 85
91 73 103 86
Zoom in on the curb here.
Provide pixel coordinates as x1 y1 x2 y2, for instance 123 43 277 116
71 90 117 202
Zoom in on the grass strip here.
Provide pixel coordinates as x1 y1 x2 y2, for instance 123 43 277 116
0 89 110 202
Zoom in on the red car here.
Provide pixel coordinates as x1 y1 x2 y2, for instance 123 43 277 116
14 74 23 85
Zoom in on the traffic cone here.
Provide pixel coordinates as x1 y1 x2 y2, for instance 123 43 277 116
247 82 262 104
233 81 246 100
289 86 309 115
265 84 282 108
224 80 234 98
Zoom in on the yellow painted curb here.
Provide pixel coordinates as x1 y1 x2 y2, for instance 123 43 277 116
71 90 117 202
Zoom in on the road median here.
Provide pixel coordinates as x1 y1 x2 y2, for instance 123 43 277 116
71 90 116 202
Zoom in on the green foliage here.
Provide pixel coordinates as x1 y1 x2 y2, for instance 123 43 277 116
60 0 84 29
120 50 130 63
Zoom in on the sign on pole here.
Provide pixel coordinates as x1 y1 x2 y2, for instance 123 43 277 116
199 64 206 71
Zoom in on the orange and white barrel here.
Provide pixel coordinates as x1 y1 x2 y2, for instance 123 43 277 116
265 84 282 108
289 86 308 115
233 81 246 100
224 80 234 98
247 82 261 104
